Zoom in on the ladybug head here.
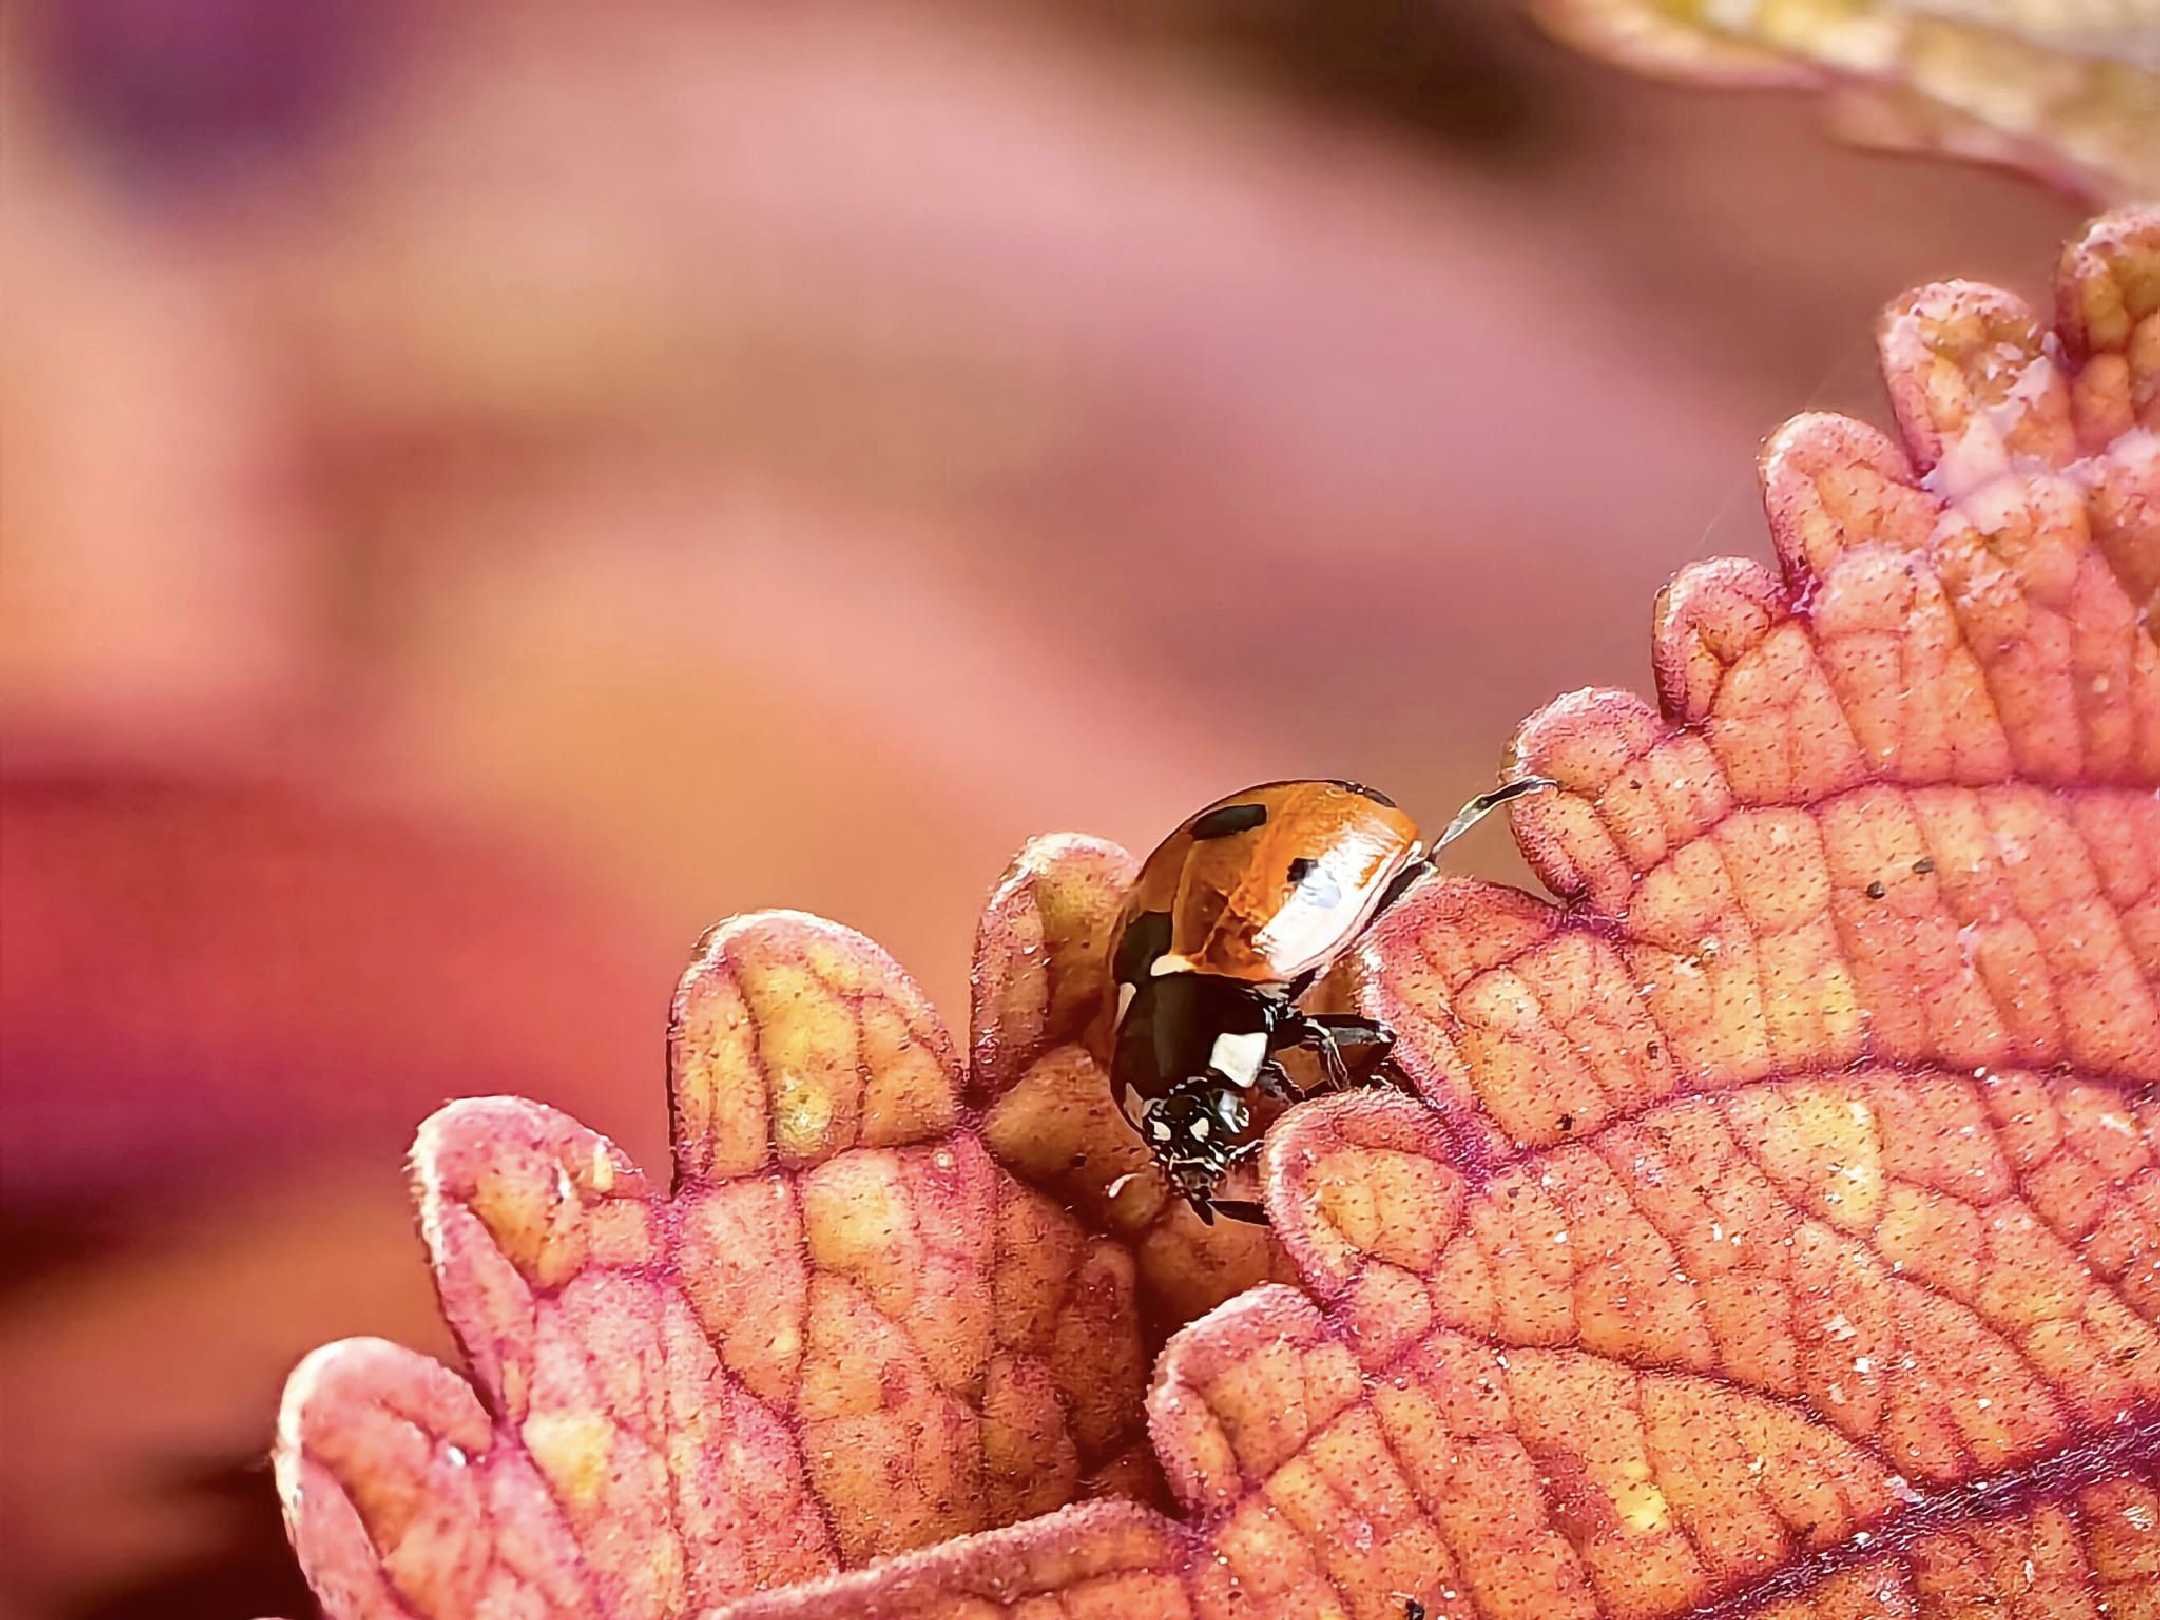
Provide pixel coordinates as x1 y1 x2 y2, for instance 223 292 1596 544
1139 1083 1251 1192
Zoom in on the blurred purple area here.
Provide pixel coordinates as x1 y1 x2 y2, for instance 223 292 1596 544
44 0 370 179
0 1 2075 1614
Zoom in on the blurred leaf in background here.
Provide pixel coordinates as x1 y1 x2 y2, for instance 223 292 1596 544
1532 0 2160 200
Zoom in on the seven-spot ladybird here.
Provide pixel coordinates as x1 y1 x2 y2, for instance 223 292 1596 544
1107 775 1551 1224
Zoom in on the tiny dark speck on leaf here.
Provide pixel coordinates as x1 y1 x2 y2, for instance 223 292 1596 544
1865 880 1887 899
1070 1151 1088 1169
1913 857 1936 874
1558 1113 1575 1132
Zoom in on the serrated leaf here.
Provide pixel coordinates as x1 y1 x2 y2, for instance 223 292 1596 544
705 207 2160 1620
275 914 1161 1617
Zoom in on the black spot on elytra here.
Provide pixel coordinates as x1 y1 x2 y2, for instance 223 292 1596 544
1286 855 1342 907
1190 802 1269 840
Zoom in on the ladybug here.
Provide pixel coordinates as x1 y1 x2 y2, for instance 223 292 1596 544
1107 776 1551 1224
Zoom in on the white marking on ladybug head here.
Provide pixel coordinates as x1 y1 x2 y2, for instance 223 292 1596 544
1209 1029 1267 1087
1150 953 1197 977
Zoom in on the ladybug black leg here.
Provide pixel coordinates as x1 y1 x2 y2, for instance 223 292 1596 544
1306 1014 1394 1078
1192 1138 1270 1224
1254 1044 1340 1102
1312 1024 1355 1091
1310 1013 1419 1094
1254 1057 1303 1103
1273 1010 1395 1093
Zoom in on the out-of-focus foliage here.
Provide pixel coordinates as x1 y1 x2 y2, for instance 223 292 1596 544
1533 0 2160 201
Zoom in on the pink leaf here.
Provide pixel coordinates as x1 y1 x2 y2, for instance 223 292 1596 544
712 206 2160 1620
280 206 2160 1620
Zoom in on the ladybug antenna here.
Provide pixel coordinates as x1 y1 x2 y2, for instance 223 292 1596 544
1434 774 1558 851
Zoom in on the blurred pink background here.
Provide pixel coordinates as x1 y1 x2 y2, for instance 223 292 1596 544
0 1 2077 1614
